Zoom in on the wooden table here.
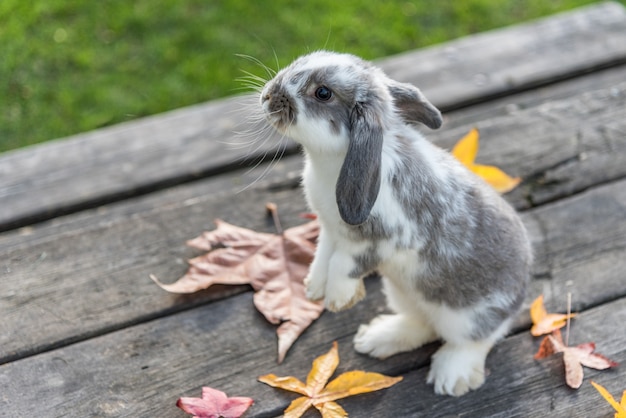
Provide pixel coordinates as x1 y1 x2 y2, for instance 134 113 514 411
2 3 626 417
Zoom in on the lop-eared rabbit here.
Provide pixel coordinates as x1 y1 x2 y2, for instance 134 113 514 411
260 51 531 396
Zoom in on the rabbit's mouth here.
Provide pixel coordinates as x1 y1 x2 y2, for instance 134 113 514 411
261 89 297 133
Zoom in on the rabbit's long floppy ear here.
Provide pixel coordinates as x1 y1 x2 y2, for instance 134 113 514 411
336 102 383 226
388 81 442 129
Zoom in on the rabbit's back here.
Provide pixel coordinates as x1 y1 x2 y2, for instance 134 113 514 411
341 130 531 315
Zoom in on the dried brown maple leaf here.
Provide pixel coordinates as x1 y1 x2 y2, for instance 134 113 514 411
530 294 577 336
151 205 323 363
534 330 619 389
259 341 403 418
177 386 253 418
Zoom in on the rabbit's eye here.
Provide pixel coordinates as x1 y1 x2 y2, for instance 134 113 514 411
314 86 332 101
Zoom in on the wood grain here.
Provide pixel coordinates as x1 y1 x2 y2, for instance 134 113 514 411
1 267 623 417
2 167 626 366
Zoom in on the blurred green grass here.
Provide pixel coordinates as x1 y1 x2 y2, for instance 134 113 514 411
0 0 618 153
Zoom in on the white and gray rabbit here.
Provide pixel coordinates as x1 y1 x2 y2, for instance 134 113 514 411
259 51 532 397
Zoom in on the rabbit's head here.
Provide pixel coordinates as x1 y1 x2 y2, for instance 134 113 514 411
260 51 442 225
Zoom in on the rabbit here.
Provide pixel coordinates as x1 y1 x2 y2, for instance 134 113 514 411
259 50 532 397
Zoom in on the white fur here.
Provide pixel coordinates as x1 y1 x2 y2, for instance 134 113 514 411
356 273 499 396
427 340 490 396
354 313 438 359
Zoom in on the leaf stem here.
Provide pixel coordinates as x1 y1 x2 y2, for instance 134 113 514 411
565 292 572 346
266 202 283 235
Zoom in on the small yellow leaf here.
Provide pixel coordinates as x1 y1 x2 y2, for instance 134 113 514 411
451 127 479 166
258 374 308 396
591 381 626 418
307 341 340 394
317 370 403 403
316 401 348 418
470 164 522 194
530 294 548 325
285 397 314 418
450 128 521 194
529 294 576 337
533 313 576 337
259 342 402 418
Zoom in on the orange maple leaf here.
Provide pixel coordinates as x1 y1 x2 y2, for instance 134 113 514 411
534 330 618 389
591 381 626 418
529 294 577 336
451 128 521 194
259 341 402 418
151 206 323 363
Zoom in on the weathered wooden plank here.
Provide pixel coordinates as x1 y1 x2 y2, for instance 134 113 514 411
2 158 626 368
0 278 390 418
443 64 626 131
527 180 626 314
433 80 626 210
0 94 285 231
1 269 623 417
1 2 625 231
0 183 310 365
0 157 304 253
1 74 625 363
379 2 626 109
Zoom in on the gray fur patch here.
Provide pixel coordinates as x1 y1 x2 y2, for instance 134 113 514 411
469 291 525 340
389 136 530 326
296 66 361 135
388 83 442 129
347 214 393 241
303 94 351 136
349 244 381 278
289 71 305 85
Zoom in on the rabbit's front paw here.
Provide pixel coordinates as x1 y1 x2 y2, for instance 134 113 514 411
427 342 490 396
323 277 365 312
354 314 437 359
304 275 326 301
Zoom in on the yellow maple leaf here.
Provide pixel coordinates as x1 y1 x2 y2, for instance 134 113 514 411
591 381 626 418
451 128 521 194
529 294 577 337
259 341 402 418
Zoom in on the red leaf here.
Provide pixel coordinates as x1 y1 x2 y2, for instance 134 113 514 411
177 387 253 418
534 330 618 389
